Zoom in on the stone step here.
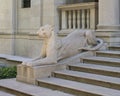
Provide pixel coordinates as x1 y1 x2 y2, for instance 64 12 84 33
0 79 73 96
0 91 15 96
67 63 120 78
53 70 120 90
96 51 120 58
80 56 120 67
109 45 120 51
37 77 120 96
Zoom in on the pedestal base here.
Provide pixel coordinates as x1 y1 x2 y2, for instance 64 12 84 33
96 25 120 46
16 64 66 84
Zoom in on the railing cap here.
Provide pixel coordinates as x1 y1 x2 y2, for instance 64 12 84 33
58 2 98 10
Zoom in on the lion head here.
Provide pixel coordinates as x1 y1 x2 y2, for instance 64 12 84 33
37 24 53 38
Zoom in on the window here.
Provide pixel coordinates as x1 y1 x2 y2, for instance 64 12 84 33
22 0 31 8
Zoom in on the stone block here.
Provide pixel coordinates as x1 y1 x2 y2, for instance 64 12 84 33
16 64 66 84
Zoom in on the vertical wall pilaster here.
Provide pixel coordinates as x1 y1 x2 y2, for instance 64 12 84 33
90 8 96 29
98 0 120 26
11 0 17 55
97 0 120 45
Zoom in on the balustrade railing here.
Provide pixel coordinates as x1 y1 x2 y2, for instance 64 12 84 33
58 2 98 32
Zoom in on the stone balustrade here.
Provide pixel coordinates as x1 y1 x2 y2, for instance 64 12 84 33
58 2 98 33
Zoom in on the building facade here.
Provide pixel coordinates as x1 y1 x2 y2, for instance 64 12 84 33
0 0 120 57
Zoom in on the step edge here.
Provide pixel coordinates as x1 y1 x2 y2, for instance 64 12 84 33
53 70 120 84
37 77 120 96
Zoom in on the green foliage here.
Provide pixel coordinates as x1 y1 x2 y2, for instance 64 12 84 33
0 66 17 79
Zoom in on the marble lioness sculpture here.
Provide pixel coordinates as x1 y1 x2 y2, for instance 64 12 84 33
22 25 103 66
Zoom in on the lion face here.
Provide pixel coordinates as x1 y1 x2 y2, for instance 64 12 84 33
37 25 53 38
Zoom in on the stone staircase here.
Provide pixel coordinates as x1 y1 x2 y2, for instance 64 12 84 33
0 46 120 96
37 46 120 96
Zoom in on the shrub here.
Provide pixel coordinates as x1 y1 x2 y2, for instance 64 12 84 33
0 66 17 79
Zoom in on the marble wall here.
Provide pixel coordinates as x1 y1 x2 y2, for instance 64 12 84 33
0 0 13 54
0 0 119 57
0 0 67 57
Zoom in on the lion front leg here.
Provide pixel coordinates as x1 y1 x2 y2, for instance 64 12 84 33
22 55 43 65
26 57 57 67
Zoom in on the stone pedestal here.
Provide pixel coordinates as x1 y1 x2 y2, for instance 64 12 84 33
16 64 66 84
96 25 120 46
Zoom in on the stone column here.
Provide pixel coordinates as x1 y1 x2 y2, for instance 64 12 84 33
97 0 120 46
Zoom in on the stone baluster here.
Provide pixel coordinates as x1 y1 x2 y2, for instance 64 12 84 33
86 9 90 29
77 10 80 29
73 10 76 29
82 9 85 29
68 10 72 29
61 10 67 30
